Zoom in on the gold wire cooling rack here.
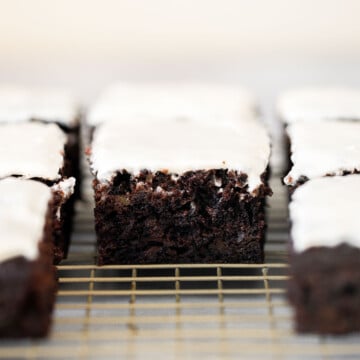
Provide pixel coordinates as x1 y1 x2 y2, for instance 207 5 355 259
0 178 360 359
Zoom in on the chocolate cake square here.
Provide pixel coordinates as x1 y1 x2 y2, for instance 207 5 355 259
0 85 81 196
0 178 57 338
89 119 271 265
283 121 360 187
287 175 360 334
278 86 360 184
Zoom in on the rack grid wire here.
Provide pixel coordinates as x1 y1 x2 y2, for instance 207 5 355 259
0 178 359 359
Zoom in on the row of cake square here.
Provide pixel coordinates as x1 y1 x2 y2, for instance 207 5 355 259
1 83 360 338
0 87 80 337
279 87 360 334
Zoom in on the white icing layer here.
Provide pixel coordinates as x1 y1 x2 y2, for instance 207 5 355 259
88 83 258 126
284 121 360 185
90 120 270 194
0 122 67 181
51 177 76 199
0 85 79 127
0 178 52 262
278 86 360 124
290 175 360 252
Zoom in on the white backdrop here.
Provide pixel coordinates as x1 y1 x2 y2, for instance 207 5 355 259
1 0 360 99
1 0 360 169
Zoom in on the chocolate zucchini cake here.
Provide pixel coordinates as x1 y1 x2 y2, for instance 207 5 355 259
89 119 271 265
0 85 81 195
0 122 76 263
278 87 360 178
288 176 360 334
0 178 57 338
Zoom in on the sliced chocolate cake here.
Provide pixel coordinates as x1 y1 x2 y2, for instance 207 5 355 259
89 118 271 265
0 85 81 195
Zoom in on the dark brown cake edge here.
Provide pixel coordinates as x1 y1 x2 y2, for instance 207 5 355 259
26 126 77 264
287 244 360 335
93 168 271 265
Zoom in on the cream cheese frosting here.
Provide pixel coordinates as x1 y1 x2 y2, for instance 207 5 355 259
278 86 360 124
0 85 79 128
290 175 360 252
90 120 271 194
51 177 76 198
284 121 360 186
88 83 259 126
0 122 67 181
0 178 52 262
